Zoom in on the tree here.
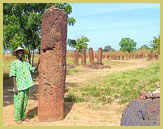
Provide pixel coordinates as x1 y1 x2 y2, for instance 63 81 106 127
103 45 115 52
151 35 160 54
3 3 76 65
67 39 76 48
138 45 151 50
67 36 90 52
119 38 137 52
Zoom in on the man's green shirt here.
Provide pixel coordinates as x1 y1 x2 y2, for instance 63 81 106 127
10 60 35 91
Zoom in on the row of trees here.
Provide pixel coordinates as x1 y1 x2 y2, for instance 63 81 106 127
68 36 160 54
103 36 160 54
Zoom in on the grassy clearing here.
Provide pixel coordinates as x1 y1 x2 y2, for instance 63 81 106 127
65 62 160 104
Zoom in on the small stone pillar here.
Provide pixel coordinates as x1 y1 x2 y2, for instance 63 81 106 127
118 55 120 60
155 53 159 60
89 47 94 65
38 6 67 121
74 49 79 65
148 53 153 60
122 56 124 60
107 55 110 60
81 49 86 65
140 53 144 58
97 47 102 64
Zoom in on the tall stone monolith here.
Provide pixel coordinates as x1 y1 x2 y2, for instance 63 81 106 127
81 49 86 66
89 47 94 65
97 47 103 64
38 6 67 121
74 49 79 65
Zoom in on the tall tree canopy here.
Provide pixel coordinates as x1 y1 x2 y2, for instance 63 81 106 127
119 37 137 53
138 44 151 50
3 3 76 65
151 35 160 54
103 45 115 52
67 36 90 52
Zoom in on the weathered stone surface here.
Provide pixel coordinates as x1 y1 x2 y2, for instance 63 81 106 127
81 49 86 66
148 53 153 60
118 55 120 60
38 6 67 121
140 53 144 58
122 56 124 60
97 47 103 64
88 47 94 65
155 53 159 60
121 98 160 126
74 49 79 65
107 55 110 60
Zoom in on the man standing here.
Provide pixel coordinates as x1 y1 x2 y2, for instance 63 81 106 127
10 47 40 123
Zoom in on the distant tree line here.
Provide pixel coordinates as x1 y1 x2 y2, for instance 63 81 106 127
102 35 160 54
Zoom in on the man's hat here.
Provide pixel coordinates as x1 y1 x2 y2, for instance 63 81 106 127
14 47 28 55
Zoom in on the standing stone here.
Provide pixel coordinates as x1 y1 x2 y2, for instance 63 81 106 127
38 6 67 121
118 55 120 60
107 55 110 60
148 53 153 60
74 49 79 65
89 47 94 65
129 55 131 60
122 56 124 60
140 53 144 58
155 53 159 60
81 49 86 65
97 47 103 64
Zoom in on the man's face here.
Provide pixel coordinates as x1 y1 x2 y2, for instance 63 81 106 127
16 50 24 59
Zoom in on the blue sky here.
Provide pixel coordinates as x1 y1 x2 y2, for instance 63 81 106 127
67 3 160 50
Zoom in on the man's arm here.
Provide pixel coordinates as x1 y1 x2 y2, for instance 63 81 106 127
12 76 18 94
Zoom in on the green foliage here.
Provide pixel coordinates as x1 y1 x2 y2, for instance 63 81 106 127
138 44 151 50
68 36 90 52
119 37 137 53
76 36 90 51
3 3 76 64
151 35 160 54
67 39 77 48
103 45 115 52
80 63 160 104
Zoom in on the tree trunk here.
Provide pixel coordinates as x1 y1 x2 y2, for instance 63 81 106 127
32 49 34 66
27 50 31 64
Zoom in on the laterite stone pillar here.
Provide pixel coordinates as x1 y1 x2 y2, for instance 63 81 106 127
74 49 79 65
81 49 86 66
89 47 94 65
97 47 102 64
38 6 67 121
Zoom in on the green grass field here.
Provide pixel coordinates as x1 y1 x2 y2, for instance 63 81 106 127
65 62 160 104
